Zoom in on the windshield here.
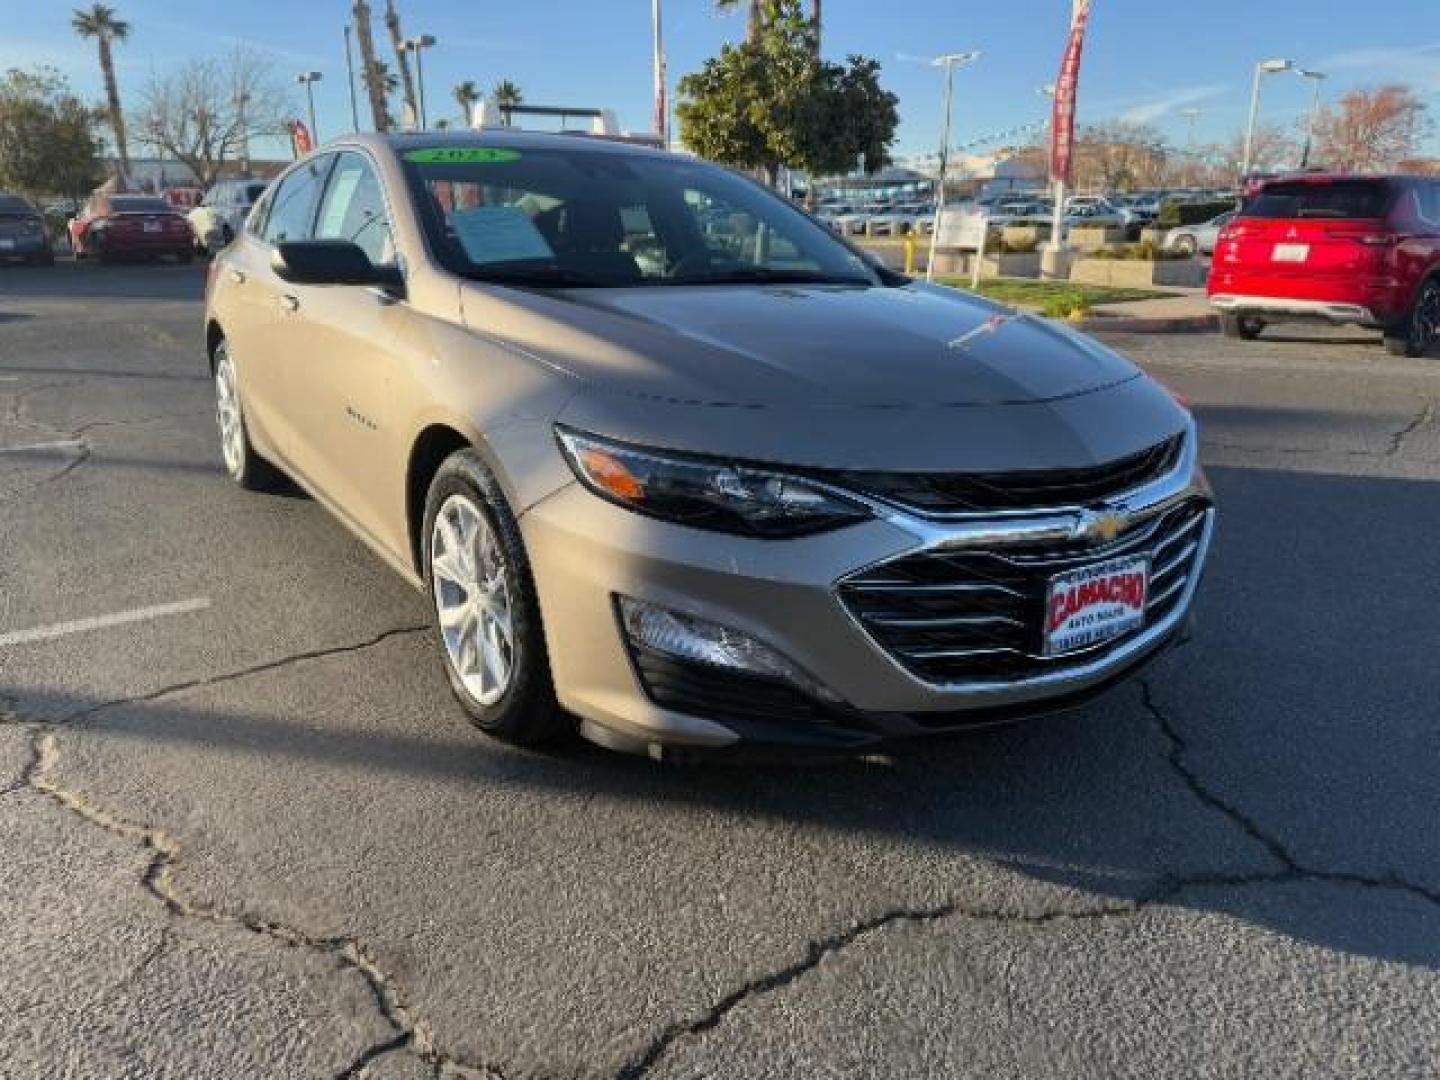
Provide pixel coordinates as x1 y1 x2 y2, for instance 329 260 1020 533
1243 180 1396 220
110 197 173 214
402 145 879 288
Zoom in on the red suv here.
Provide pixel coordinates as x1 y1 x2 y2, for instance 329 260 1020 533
1208 174 1440 356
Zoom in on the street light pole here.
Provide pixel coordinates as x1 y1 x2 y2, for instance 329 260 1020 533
297 71 323 144
1242 58 1293 180
1297 68 1326 167
404 35 437 130
1180 107 1201 186
925 51 981 283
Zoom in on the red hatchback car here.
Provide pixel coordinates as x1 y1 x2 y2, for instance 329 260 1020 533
69 194 194 264
1209 174 1440 356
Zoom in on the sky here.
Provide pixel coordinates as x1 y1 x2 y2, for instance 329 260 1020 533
2 0 1437 163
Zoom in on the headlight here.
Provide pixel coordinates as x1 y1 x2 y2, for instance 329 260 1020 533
556 427 871 537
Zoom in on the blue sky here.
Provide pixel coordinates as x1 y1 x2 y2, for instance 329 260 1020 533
2 0 1437 161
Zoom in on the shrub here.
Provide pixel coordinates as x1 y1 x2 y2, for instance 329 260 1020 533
1040 291 1092 320
1156 198 1236 229
1085 242 1190 262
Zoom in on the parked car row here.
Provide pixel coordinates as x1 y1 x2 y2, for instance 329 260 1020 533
0 178 274 267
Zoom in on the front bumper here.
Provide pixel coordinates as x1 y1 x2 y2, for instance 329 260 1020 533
521 432 1214 754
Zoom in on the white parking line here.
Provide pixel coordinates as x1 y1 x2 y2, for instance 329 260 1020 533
0 439 85 455
0 598 212 648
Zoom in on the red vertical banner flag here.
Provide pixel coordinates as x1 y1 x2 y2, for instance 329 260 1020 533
290 120 314 158
1049 0 1092 185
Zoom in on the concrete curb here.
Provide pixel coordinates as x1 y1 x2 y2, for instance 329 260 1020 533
1072 312 1219 334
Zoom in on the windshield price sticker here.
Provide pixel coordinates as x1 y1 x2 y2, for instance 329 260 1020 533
404 148 521 165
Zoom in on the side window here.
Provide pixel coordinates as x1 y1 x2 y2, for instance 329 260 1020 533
313 151 395 266
261 157 332 245
1415 183 1440 228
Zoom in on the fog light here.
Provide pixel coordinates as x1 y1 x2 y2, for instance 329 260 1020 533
618 597 843 704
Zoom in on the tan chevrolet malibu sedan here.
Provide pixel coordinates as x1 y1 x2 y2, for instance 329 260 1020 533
204 132 1214 758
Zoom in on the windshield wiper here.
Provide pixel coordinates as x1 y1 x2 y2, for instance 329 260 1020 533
459 265 615 289
664 267 873 287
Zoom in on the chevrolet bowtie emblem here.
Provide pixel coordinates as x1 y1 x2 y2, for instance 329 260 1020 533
1076 510 1127 544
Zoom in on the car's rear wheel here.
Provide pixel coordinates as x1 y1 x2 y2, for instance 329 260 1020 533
1172 234 1197 257
423 450 565 745
213 341 281 491
1221 314 1265 340
1384 279 1440 358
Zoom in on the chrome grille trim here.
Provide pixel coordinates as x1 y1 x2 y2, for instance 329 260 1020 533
832 420 1212 702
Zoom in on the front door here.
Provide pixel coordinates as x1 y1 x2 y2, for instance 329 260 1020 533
280 150 410 555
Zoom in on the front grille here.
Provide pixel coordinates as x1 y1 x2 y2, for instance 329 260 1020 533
820 436 1183 516
840 498 1211 686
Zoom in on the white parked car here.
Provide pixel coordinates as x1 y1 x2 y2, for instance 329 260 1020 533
187 179 270 254
1163 211 1237 257
866 203 931 237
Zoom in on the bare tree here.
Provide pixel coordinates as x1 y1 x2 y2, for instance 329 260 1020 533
1313 84 1432 172
1071 121 1169 191
1217 122 1297 176
135 49 292 187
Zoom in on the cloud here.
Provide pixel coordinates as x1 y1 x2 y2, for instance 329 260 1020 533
1119 83 1227 125
1313 42 1440 93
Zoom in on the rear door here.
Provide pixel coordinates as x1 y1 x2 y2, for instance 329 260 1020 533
1217 178 1400 300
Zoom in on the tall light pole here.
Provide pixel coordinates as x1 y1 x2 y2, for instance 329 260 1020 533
343 24 361 132
404 34 437 130
925 50 981 283
235 91 252 175
651 0 668 148
1296 68 1326 168
296 71 323 144
1180 107 1201 186
1242 57 1293 179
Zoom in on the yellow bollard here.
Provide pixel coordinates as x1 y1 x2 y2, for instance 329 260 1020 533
903 232 917 276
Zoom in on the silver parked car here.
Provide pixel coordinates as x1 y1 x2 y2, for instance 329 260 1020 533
188 179 270 254
203 131 1215 757
1164 211 1237 257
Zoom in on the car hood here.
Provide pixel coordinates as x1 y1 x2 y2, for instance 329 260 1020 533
457 279 1187 472
460 280 1138 409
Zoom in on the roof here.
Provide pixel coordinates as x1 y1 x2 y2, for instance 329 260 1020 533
334 128 671 160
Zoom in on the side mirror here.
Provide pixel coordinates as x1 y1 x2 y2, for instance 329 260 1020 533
271 240 403 291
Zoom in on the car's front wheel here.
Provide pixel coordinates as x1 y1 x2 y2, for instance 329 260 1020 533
423 450 565 744
1384 279 1440 358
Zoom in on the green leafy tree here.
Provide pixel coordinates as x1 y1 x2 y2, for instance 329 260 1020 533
679 4 896 186
0 68 104 201
70 3 130 174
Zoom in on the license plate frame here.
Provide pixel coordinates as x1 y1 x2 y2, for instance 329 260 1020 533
1272 242 1310 263
1044 554 1150 657
143 220 163 234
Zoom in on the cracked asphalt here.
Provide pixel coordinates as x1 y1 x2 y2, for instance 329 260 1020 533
2 262 1439 1078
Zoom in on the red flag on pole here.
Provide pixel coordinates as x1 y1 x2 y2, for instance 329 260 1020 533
1049 0 1092 185
290 120 314 158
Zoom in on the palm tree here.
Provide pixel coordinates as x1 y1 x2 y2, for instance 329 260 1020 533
352 1 391 131
453 80 480 127
713 0 819 47
384 0 419 128
492 80 523 127
71 4 131 176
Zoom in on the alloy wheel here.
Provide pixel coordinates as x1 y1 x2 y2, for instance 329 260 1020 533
1412 282 1440 355
430 493 517 706
214 350 245 479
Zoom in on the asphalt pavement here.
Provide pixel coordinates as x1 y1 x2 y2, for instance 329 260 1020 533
2 262 1439 1078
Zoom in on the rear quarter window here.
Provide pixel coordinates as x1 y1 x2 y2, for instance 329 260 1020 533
1243 181 1396 220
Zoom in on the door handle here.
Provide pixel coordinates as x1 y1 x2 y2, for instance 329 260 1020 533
229 269 247 284
279 293 300 314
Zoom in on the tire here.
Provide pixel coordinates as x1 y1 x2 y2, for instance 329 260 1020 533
29 250 55 267
1221 314 1265 340
423 449 565 745
213 340 282 491
1384 279 1440 358
1172 234 1197 257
